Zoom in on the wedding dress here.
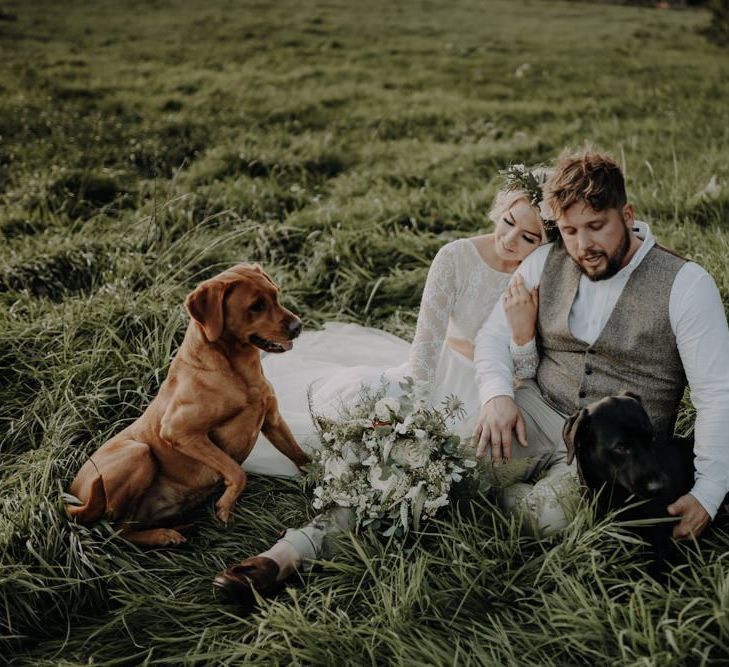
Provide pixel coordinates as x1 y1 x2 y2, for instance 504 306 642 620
243 238 534 477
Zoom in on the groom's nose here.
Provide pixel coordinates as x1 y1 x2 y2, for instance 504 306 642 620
576 231 593 252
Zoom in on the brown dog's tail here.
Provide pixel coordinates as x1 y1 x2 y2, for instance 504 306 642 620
66 475 107 524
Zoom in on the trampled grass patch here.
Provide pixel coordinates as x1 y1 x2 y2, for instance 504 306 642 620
1 0 729 663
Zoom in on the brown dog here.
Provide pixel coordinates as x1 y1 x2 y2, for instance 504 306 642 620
66 263 310 546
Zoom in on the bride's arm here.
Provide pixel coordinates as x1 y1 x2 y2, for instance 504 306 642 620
503 274 540 379
408 243 458 392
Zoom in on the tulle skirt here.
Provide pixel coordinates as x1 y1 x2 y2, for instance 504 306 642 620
243 322 482 477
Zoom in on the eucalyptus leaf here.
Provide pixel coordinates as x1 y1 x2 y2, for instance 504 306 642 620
412 485 426 531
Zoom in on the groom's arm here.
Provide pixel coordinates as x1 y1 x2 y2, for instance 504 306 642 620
472 246 550 460
474 245 550 404
670 264 729 537
473 294 516 405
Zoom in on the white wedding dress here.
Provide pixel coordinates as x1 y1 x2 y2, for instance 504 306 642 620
243 238 528 477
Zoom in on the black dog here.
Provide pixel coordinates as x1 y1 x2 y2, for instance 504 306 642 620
562 391 694 575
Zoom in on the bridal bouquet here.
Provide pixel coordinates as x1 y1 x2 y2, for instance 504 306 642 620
308 376 486 539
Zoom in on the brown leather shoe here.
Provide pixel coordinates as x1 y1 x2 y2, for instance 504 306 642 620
212 556 282 604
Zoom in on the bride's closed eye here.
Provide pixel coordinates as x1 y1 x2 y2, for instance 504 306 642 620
503 217 538 245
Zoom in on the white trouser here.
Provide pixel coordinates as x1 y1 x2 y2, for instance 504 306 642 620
279 506 354 569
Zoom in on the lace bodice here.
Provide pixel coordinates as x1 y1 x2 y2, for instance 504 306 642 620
409 238 534 393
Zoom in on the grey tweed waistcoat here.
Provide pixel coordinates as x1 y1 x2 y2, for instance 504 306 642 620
536 243 687 441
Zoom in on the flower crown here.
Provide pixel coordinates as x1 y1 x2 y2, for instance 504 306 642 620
500 163 557 235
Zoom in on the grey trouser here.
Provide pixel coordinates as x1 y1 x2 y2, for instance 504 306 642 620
282 380 578 564
496 379 578 536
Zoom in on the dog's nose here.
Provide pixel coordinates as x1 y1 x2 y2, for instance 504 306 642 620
640 473 669 498
288 319 303 339
645 479 664 494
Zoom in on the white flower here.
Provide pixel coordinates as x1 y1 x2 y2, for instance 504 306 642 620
367 465 395 491
324 456 350 480
368 465 398 497
374 397 400 422
341 442 361 465
424 494 449 511
363 435 377 451
394 415 413 434
391 439 431 469
362 454 378 467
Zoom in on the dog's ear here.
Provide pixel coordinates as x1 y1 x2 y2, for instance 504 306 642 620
253 263 279 290
185 279 230 342
239 263 279 290
563 408 590 465
620 390 642 404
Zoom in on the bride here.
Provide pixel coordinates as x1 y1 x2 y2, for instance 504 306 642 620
214 166 554 601
244 166 552 477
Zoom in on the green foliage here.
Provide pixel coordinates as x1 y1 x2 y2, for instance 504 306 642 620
0 0 728 663
705 0 729 46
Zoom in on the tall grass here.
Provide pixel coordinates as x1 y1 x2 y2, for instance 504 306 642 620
1 0 729 663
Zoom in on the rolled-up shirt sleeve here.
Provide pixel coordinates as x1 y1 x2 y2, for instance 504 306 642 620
474 244 550 406
672 265 729 518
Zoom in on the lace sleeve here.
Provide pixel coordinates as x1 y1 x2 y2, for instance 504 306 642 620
408 242 459 393
510 338 539 380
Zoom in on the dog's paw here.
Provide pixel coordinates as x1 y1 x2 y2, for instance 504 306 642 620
295 453 312 468
157 529 187 545
215 504 232 525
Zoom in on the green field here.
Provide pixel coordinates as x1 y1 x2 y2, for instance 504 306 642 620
2 0 729 664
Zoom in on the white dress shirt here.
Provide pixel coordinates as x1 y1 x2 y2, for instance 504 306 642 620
474 221 729 518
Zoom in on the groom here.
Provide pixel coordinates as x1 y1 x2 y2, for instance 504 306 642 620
473 150 729 539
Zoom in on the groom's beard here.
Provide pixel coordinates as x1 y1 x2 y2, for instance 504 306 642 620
572 224 631 282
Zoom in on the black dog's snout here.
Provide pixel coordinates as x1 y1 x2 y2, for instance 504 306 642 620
287 319 303 339
636 471 670 498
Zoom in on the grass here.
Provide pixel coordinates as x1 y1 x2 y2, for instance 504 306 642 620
1 0 729 663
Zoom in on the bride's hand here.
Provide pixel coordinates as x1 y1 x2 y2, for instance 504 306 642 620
503 275 538 346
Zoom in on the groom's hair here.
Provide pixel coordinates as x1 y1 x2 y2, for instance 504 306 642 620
545 151 627 218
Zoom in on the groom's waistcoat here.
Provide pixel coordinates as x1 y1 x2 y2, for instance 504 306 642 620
536 243 687 441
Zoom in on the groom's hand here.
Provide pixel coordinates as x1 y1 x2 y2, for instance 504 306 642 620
667 494 710 540
474 396 528 464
